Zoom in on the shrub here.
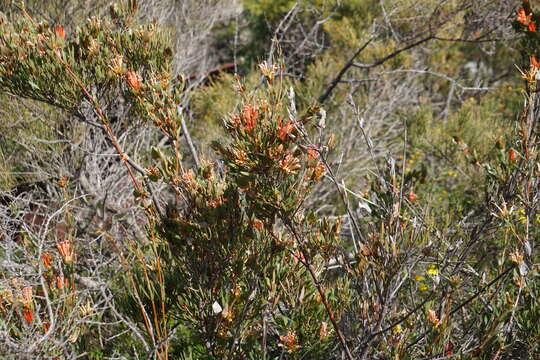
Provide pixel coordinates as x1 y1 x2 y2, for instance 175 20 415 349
0 1 538 359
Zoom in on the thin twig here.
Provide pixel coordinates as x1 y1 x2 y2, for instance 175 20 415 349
283 217 355 360
178 106 200 169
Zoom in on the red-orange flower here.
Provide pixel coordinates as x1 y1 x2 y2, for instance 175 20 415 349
279 153 301 174
126 70 142 92
517 7 533 25
408 191 418 202
517 7 536 32
531 55 540 69
252 219 264 232
277 119 294 140
41 252 53 269
311 160 326 181
508 148 517 162
53 25 65 39
307 148 319 161
278 331 300 353
22 308 33 324
55 275 68 290
56 240 74 263
241 105 258 132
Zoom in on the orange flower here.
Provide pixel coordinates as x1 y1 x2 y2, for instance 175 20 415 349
126 70 142 92
531 55 540 69
43 322 51 333
307 148 319 161
41 252 53 269
56 240 74 263
529 21 537 32
22 307 33 324
55 276 68 290
57 175 68 188
252 219 264 232
22 286 33 305
241 105 258 132
292 250 305 265
279 153 301 174
508 148 517 162
517 8 532 25
311 160 326 181
53 25 65 39
277 119 294 140
408 191 418 202
278 331 300 353
181 169 194 183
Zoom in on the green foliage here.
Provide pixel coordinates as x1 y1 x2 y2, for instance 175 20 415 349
0 1 539 359
0 1 171 116
407 89 518 214
146 64 348 357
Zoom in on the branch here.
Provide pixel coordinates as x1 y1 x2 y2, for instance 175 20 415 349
282 217 355 360
318 37 374 104
352 35 434 70
178 106 200 169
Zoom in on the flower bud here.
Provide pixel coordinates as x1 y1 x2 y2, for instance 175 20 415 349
53 25 65 39
126 70 142 92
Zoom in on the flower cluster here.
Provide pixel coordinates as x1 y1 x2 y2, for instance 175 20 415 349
56 240 75 264
278 331 300 353
517 7 536 33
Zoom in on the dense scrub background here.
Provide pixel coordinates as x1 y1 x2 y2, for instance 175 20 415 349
0 0 538 359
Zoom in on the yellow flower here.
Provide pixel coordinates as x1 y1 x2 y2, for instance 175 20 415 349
414 275 425 281
426 264 439 276
419 283 428 291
